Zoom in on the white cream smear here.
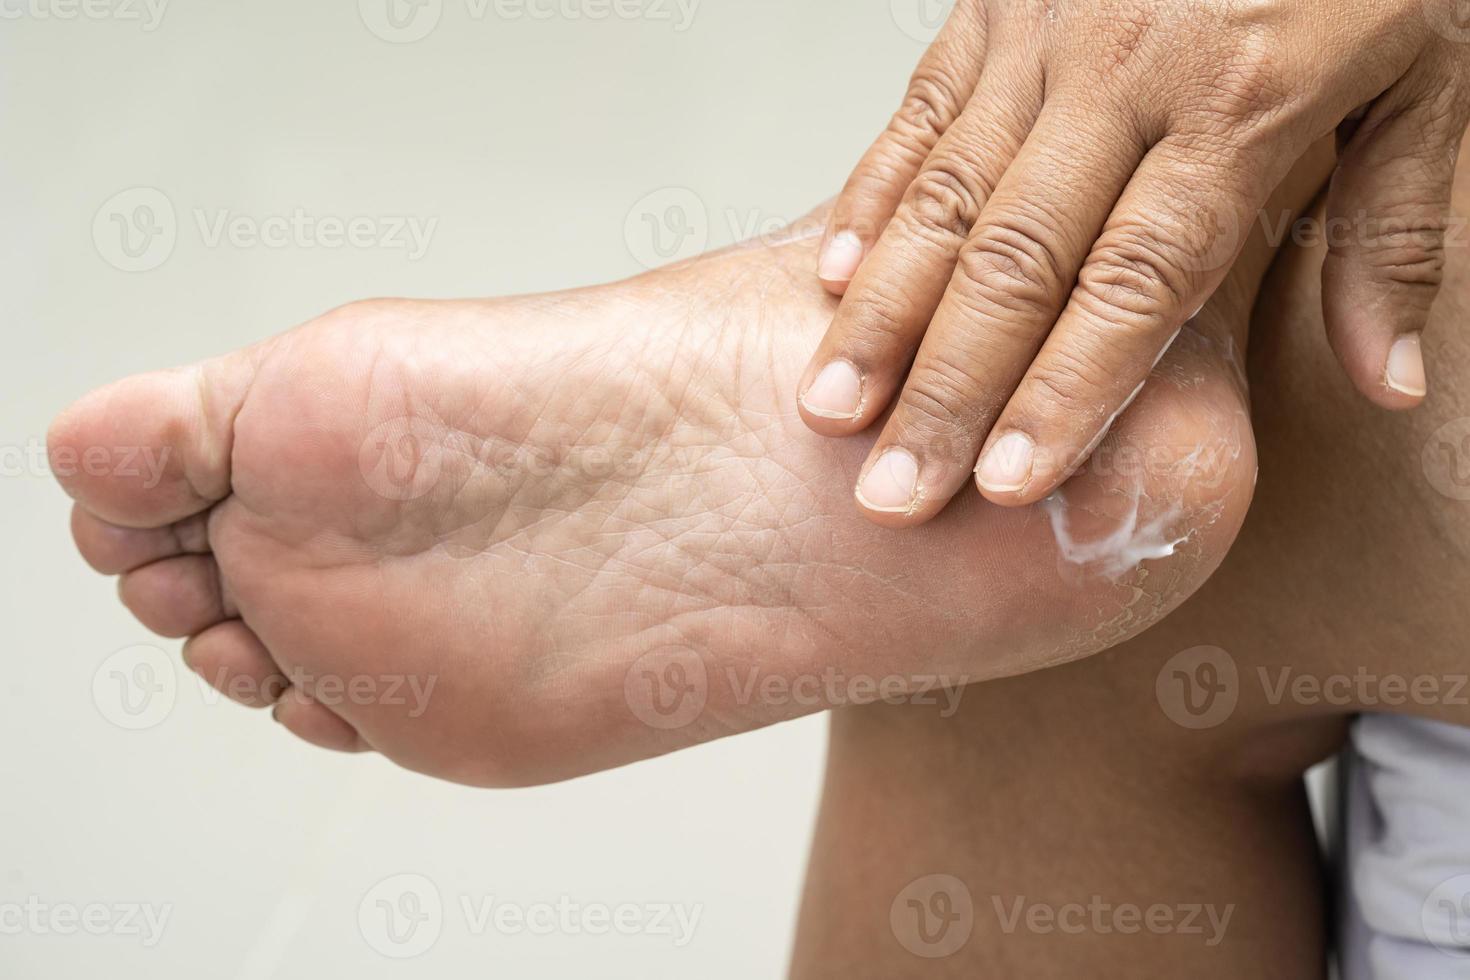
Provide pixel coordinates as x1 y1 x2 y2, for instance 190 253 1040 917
1044 321 1248 581
1041 487 1189 582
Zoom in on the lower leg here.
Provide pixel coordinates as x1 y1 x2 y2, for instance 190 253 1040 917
791 143 1349 977
790 676 1331 979
793 125 1470 977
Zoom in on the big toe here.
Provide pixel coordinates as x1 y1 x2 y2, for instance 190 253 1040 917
48 350 260 528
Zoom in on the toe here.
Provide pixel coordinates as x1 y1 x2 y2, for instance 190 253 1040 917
273 688 369 753
70 505 210 575
47 349 260 528
118 554 232 638
182 620 286 709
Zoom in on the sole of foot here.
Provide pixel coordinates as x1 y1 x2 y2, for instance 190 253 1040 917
50 217 1257 786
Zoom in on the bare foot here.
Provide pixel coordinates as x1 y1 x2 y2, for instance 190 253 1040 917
48 212 1258 786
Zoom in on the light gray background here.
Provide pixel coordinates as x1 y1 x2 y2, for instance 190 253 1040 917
0 0 949 976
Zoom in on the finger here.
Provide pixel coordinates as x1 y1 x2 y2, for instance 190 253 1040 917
817 1 989 294
70 504 210 575
1322 73 1470 409
853 102 1146 522
977 140 1275 505
799 54 1043 434
118 553 234 638
182 620 287 709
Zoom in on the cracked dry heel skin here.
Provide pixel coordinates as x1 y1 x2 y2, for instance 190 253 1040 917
47 198 1279 787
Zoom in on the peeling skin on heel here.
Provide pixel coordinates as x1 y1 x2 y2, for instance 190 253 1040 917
1035 479 1219 663
1026 409 1249 669
1159 307 1247 397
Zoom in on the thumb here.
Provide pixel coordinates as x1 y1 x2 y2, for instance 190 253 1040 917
1322 78 1468 408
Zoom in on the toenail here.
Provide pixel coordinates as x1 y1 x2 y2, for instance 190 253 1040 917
856 448 919 512
1385 333 1427 398
976 432 1035 494
818 230 864 284
801 360 863 419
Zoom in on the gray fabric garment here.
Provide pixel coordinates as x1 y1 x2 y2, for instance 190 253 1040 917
1341 714 1470 980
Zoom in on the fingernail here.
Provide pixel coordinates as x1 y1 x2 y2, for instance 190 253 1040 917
1385 333 1427 397
801 360 863 419
976 432 1035 493
856 448 919 512
818 230 864 283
